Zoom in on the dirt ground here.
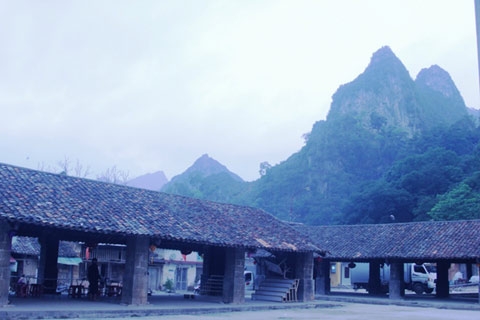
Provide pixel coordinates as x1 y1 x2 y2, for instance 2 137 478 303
72 302 478 320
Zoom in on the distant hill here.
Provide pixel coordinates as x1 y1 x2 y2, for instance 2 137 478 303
126 171 168 191
161 154 246 202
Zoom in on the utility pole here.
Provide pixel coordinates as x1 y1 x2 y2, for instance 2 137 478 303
475 0 480 304
476 0 480 101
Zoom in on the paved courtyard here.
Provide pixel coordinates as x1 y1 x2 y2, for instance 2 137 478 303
2 288 479 320
94 303 479 320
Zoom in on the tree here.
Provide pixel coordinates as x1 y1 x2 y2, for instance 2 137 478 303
428 182 480 220
259 161 272 177
344 181 414 224
96 166 130 185
38 157 91 178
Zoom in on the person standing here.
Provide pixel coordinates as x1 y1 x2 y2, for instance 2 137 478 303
17 274 28 297
87 258 100 300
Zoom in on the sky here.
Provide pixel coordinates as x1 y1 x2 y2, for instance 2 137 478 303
0 0 478 182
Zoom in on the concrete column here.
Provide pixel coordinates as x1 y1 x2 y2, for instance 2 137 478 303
295 251 314 302
121 236 149 305
368 261 382 295
0 221 12 306
222 247 245 304
436 261 450 299
389 262 403 300
38 234 59 294
315 259 330 295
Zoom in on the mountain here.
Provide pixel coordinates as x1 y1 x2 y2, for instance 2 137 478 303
178 154 243 181
243 46 475 225
415 64 468 126
161 154 245 202
126 171 168 191
327 46 467 135
158 46 480 225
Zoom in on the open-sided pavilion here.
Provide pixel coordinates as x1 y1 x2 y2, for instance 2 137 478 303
296 221 480 302
1 162 479 308
0 163 323 306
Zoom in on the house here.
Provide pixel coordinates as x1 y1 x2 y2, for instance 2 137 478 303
10 236 82 291
78 243 202 294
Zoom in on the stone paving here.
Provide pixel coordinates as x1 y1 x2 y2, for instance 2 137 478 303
1 290 479 320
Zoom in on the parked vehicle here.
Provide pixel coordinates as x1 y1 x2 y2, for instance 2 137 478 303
193 280 200 294
244 271 254 290
350 262 436 295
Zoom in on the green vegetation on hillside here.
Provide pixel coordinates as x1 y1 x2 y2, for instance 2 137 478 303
161 47 480 225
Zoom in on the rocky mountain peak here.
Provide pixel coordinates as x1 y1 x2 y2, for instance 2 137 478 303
326 46 467 135
363 46 411 79
327 46 417 133
415 65 462 99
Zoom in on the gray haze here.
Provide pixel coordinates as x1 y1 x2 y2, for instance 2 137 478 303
0 0 477 181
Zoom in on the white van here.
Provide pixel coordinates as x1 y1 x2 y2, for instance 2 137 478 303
244 271 254 290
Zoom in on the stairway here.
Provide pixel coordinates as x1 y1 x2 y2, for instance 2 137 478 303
251 278 299 302
200 275 224 296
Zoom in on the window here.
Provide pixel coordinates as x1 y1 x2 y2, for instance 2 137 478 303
414 265 426 274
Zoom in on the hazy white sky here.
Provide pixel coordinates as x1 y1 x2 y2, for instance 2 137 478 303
0 0 478 181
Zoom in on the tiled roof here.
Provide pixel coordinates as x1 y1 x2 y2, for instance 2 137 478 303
11 236 39 256
11 236 79 257
295 220 480 261
0 163 322 253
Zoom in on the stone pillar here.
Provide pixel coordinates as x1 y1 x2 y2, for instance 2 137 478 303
295 251 314 302
436 261 450 299
121 236 149 305
368 261 382 295
200 247 211 294
200 246 226 296
38 234 59 294
478 263 480 304
0 221 12 306
222 248 245 304
315 259 330 295
389 262 403 299
466 263 473 282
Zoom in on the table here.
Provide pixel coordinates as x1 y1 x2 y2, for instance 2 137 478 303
29 284 43 297
68 285 85 298
105 284 122 297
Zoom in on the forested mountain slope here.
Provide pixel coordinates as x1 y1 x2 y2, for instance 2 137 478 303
162 47 480 225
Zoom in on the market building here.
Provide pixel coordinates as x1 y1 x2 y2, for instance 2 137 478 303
0 163 323 306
